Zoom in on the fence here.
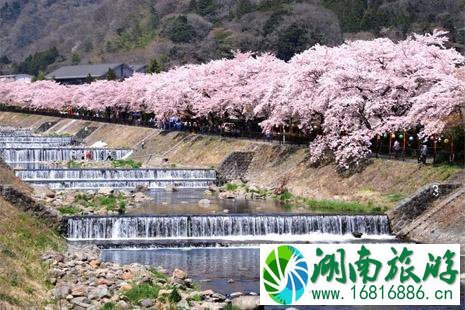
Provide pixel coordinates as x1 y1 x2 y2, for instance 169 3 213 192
369 134 460 164
0 104 464 165
0 105 311 145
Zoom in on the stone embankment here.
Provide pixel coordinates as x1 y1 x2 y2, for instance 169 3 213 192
387 182 460 234
217 151 254 184
387 182 465 264
44 246 259 310
0 158 64 231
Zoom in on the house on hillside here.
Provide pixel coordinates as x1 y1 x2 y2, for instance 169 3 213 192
0 74 33 82
130 64 147 73
45 63 133 84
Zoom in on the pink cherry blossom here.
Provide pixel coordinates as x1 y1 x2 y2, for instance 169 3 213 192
0 30 463 170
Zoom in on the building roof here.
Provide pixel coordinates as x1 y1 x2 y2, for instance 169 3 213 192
130 64 147 72
46 63 124 80
0 74 33 81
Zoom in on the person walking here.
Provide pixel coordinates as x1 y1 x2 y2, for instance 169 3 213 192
418 144 428 165
393 140 401 158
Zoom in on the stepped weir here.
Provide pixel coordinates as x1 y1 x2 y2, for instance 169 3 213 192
67 214 391 241
15 168 216 189
1 147 132 163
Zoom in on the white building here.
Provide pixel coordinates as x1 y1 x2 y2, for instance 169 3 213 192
0 74 33 82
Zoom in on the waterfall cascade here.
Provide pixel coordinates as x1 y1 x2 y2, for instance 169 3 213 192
0 147 132 163
0 128 32 136
0 127 215 190
15 168 216 189
0 136 73 143
16 168 216 180
67 214 391 241
0 142 73 148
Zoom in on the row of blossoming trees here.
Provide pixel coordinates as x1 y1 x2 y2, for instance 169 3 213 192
0 30 464 170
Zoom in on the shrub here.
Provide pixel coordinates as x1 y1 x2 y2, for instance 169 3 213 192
67 160 84 169
276 189 293 201
168 287 182 303
190 293 202 301
101 302 115 310
123 283 159 304
112 159 142 169
58 206 79 215
149 268 168 280
225 182 239 191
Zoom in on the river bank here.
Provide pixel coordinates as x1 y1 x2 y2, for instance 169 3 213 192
44 245 251 309
0 111 459 210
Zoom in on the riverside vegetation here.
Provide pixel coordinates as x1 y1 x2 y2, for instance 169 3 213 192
33 186 152 216
217 181 390 213
66 159 143 169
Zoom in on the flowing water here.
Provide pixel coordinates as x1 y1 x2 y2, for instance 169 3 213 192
0 136 73 143
67 214 391 241
70 213 396 294
0 127 408 298
1 147 132 163
15 168 216 190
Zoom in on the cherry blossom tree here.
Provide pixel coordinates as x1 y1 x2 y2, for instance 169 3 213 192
0 30 463 170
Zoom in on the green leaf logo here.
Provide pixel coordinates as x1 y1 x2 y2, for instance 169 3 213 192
263 245 309 304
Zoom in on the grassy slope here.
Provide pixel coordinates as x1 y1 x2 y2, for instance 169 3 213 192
0 155 65 307
0 197 64 307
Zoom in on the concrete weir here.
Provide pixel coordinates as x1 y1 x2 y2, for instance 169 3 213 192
66 213 392 244
15 168 217 190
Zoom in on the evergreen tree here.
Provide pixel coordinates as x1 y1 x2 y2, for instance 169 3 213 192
0 55 11 64
85 73 95 83
32 71 46 82
71 53 80 65
236 0 254 18
106 68 117 80
147 58 161 74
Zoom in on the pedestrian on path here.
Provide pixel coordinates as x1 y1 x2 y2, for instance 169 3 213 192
393 140 401 158
418 144 428 165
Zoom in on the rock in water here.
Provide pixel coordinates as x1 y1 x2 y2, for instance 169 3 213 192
98 187 114 195
172 268 187 280
135 185 149 192
352 232 363 238
231 295 260 309
165 184 177 192
198 199 211 207
134 192 149 203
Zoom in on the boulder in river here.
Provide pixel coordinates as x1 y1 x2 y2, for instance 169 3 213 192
198 199 211 207
165 184 177 192
98 187 114 195
352 232 363 238
231 295 260 309
172 268 188 280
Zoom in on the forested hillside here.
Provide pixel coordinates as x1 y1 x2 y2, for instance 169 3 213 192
0 0 464 75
